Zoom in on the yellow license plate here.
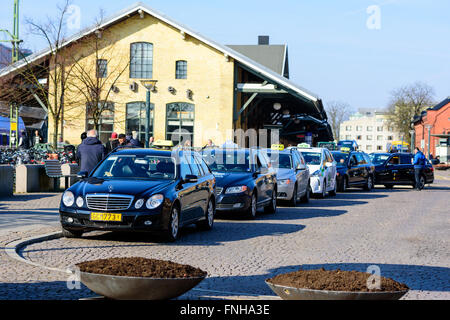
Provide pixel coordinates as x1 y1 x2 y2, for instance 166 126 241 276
90 212 122 222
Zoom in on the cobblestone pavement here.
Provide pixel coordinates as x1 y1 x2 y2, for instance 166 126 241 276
0 179 449 300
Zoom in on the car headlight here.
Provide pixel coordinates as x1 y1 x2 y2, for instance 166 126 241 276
135 199 144 209
62 191 75 207
146 194 164 209
225 186 248 194
311 170 321 177
76 196 84 208
278 179 291 185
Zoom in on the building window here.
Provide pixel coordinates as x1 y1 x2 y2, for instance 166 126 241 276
175 60 187 79
346 126 352 131
388 127 394 132
377 145 383 151
166 102 195 145
96 59 107 78
366 145 372 151
357 135 362 140
367 135 373 141
377 126 383 132
86 102 114 144
130 42 153 79
377 135 383 141
356 126 363 131
126 102 154 143
387 136 393 141
367 126 373 131
346 135 351 140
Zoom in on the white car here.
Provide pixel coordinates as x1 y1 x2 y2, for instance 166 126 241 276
297 147 337 198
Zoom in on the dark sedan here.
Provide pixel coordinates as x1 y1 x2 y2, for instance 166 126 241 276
369 152 434 189
332 151 375 191
59 148 216 242
202 148 277 219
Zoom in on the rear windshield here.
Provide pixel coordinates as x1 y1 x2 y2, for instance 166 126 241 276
266 152 293 169
369 154 390 165
93 155 176 180
302 152 322 165
202 150 251 173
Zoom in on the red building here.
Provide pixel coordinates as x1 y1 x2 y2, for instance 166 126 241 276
413 97 450 162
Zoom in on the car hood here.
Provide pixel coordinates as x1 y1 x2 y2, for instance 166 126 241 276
71 178 173 197
212 172 253 187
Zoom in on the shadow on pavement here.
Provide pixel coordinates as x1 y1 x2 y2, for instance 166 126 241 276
0 281 94 300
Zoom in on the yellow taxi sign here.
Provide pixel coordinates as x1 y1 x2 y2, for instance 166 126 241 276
271 144 285 151
340 147 351 153
297 143 310 148
153 140 174 147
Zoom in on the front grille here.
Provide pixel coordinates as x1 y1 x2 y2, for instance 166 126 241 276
215 187 223 196
86 194 134 211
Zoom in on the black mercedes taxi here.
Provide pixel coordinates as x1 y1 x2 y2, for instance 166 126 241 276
59 148 216 242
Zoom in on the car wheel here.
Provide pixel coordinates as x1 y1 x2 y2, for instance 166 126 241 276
61 227 83 238
419 175 426 190
364 176 373 191
165 205 180 242
329 179 337 196
319 180 327 198
197 198 215 231
300 183 311 203
289 185 298 207
265 189 277 214
247 193 257 219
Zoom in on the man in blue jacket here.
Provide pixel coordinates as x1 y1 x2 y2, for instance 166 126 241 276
76 130 107 174
413 147 427 191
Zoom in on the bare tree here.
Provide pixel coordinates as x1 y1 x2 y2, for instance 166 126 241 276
386 82 435 145
324 100 352 141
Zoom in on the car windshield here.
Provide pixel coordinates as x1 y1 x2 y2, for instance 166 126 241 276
332 153 349 167
92 155 176 180
202 151 251 173
369 154 390 165
302 152 322 165
266 152 292 169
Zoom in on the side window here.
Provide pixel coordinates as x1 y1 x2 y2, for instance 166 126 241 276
292 152 300 168
180 154 192 178
326 150 333 163
388 156 400 165
298 152 306 165
400 154 412 164
350 154 358 166
193 154 205 176
363 153 371 164
257 152 269 168
355 153 365 165
197 155 211 175
188 153 201 176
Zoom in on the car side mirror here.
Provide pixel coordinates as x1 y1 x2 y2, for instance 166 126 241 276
77 171 88 179
183 174 198 183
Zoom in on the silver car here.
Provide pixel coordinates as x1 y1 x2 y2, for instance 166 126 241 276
265 148 311 206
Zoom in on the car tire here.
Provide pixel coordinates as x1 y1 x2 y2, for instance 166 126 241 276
165 205 180 242
364 175 373 191
319 180 327 198
419 175 426 190
61 227 83 238
197 198 215 231
300 183 311 203
329 179 337 196
289 185 298 207
247 193 257 219
264 188 277 214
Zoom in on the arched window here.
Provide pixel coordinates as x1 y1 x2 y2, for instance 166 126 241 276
166 102 194 145
175 60 187 79
130 42 153 79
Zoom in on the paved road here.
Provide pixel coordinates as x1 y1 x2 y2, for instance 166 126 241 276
0 178 449 300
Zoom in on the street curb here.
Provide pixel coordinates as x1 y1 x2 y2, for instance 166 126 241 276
4 231 70 274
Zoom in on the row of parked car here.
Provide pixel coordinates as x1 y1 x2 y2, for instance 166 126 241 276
59 143 434 242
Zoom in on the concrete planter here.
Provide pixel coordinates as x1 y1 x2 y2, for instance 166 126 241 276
0 165 14 197
15 164 54 193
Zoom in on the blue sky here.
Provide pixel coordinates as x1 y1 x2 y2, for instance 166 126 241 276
1 0 449 110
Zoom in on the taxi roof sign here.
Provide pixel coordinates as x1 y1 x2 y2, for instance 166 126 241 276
297 143 311 148
271 144 285 151
340 147 351 153
152 140 174 149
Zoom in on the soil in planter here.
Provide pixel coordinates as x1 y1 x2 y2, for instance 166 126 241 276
267 268 409 292
76 257 207 279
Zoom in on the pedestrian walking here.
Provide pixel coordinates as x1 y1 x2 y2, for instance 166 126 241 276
76 129 107 174
105 132 120 154
129 131 142 147
148 136 155 147
413 147 427 191
18 131 30 150
32 130 43 146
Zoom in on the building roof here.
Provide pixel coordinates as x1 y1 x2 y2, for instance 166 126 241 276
412 97 450 124
227 44 288 78
0 2 321 112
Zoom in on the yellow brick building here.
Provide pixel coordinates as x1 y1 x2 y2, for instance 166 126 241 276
0 3 333 148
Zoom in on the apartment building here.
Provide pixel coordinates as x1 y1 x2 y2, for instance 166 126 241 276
340 109 401 152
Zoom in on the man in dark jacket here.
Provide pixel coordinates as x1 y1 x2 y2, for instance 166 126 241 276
105 132 120 154
129 131 142 147
413 147 427 191
76 130 107 174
